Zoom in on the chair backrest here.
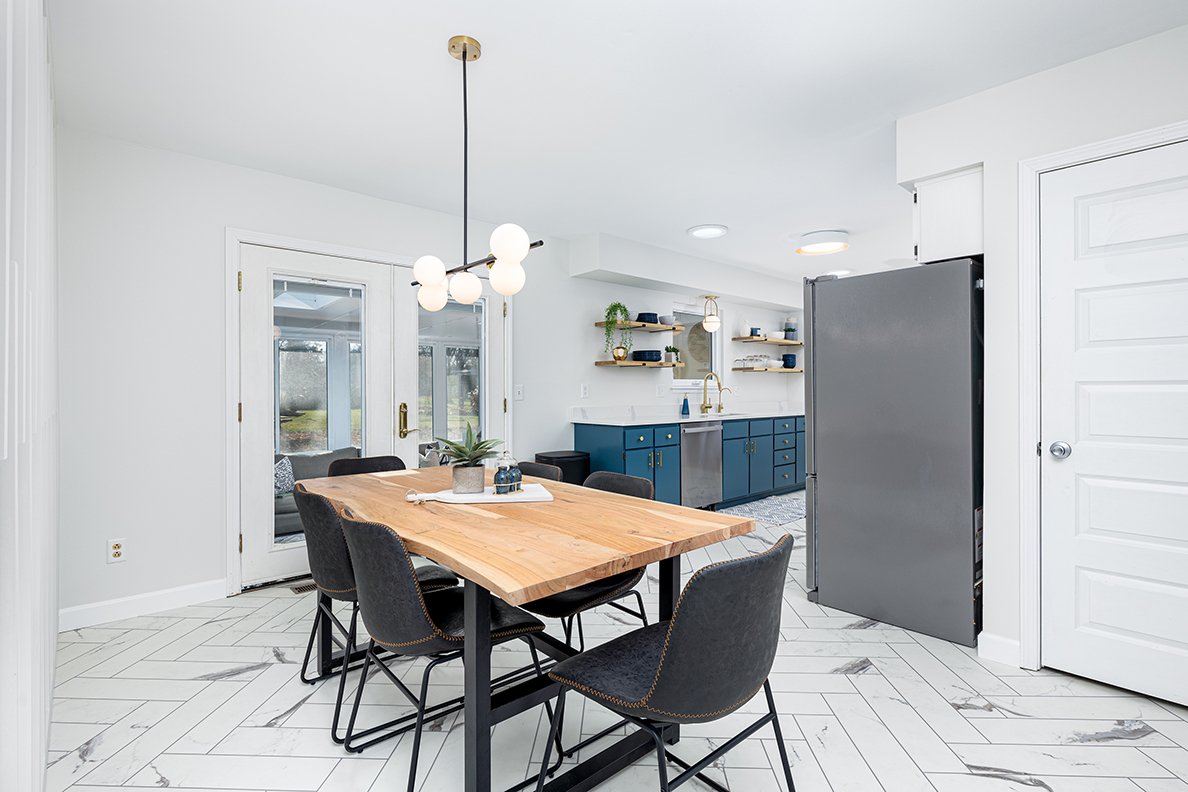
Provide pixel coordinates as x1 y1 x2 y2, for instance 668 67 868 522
328 455 407 477
517 461 563 481
645 535 793 719
583 470 655 500
339 510 448 655
292 484 357 599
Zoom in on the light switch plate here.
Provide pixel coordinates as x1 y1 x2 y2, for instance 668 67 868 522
580 384 589 399
514 384 525 401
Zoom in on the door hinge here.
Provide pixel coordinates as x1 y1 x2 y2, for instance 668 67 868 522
1036 441 1042 456
913 192 918 204
503 302 508 318
237 402 243 422
238 534 243 553
503 397 508 413
913 244 919 258
237 271 243 291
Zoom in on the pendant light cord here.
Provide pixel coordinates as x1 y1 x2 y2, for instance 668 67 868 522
462 45 469 266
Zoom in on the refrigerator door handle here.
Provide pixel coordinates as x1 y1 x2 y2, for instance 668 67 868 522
805 474 818 596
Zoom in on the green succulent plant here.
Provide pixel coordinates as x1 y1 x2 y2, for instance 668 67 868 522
435 423 501 467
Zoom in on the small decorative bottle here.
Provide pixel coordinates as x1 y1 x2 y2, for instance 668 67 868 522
493 454 513 495
508 456 523 494
681 396 690 417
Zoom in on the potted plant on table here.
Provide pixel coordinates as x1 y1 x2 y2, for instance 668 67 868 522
603 301 633 361
436 423 502 494
664 345 680 364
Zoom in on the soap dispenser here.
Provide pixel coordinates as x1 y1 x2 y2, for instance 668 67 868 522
680 396 690 417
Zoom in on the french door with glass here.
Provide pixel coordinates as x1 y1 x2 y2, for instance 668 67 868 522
237 242 505 588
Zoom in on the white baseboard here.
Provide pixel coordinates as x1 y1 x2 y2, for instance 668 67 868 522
58 578 228 632
978 631 1025 669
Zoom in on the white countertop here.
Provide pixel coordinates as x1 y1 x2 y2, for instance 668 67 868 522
569 403 803 427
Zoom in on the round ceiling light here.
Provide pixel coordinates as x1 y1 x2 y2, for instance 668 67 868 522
795 230 849 255
687 224 729 240
825 269 853 277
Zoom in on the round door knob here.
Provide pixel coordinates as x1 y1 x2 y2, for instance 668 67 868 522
1049 441 1073 459
638 435 645 442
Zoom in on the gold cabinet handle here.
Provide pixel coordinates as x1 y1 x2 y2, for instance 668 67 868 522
666 433 673 440
648 451 655 468
398 403 411 438
639 435 646 442
657 449 663 467
782 473 789 479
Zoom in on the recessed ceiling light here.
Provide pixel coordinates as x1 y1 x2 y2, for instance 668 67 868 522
825 269 853 277
687 224 729 239
795 229 849 255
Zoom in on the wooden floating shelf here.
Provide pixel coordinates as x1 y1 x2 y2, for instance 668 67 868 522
731 335 803 346
595 321 685 333
731 367 804 373
595 360 686 368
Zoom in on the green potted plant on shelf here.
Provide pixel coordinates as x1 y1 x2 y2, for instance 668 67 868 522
603 301 633 361
436 423 502 494
664 345 680 364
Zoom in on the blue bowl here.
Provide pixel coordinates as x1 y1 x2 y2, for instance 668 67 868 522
782 354 798 368
632 350 662 362
636 312 659 325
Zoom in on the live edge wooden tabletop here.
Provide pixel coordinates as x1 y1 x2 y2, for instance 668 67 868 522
299 467 755 606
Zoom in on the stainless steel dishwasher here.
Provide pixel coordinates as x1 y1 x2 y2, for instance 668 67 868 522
681 422 723 508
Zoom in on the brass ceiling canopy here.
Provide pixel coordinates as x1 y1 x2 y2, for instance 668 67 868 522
448 35 482 61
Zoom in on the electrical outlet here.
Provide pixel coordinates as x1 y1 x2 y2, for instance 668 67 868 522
656 384 666 398
107 538 127 564
514 384 525 401
580 384 590 399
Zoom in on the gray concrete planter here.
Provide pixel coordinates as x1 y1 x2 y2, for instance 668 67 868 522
451 465 485 494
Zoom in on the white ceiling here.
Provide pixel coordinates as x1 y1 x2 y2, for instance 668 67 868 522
49 1 1188 279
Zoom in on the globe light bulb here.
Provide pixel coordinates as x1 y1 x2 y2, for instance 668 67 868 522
417 282 449 311
489 259 526 296
449 270 482 304
702 314 721 333
489 223 530 264
413 255 446 286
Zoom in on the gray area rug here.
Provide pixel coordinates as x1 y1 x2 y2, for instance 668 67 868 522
719 490 807 526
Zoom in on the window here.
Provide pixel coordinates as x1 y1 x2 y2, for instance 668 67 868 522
276 338 329 453
418 300 485 449
671 309 717 386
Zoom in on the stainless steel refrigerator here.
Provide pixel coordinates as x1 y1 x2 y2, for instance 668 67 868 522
804 258 983 646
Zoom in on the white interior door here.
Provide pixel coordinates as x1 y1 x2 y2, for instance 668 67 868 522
239 244 398 587
1040 140 1188 704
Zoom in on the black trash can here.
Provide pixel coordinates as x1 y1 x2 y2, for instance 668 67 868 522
534 450 590 486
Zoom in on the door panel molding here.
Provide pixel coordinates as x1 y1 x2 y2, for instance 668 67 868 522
1017 120 1188 670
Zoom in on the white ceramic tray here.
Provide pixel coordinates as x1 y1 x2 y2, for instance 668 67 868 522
405 483 554 504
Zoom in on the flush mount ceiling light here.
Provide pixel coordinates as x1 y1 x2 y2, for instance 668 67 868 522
687 224 729 240
825 269 853 277
700 295 721 333
412 36 543 311
795 229 850 256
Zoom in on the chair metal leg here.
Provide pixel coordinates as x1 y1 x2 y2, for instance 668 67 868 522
298 600 323 685
645 726 671 792
342 640 374 752
765 680 797 791
406 657 445 792
533 690 566 792
329 605 358 744
633 589 648 626
575 612 586 652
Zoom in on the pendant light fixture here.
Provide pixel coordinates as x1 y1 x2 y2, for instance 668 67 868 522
412 36 543 311
700 295 721 333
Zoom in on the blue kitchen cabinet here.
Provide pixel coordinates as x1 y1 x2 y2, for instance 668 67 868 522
575 423 682 505
722 437 751 501
749 434 774 494
653 443 681 505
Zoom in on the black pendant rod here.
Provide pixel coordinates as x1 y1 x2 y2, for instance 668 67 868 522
462 42 469 269
410 240 544 287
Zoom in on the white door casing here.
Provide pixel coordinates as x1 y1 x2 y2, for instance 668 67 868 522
238 244 400 587
1039 140 1188 705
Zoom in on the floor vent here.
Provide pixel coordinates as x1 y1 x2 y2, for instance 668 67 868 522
289 581 317 594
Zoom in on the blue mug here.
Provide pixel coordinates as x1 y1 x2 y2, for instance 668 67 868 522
750 327 762 336
782 354 797 368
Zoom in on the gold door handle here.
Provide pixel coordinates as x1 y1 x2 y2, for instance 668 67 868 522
656 450 663 467
398 402 411 439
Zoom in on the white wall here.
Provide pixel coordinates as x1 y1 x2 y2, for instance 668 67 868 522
56 126 805 625
55 127 539 622
896 23 1188 666
1 1 58 789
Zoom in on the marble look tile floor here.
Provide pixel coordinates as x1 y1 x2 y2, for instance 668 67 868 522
49 515 1188 791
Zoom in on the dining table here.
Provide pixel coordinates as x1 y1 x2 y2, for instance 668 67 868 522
300 465 755 792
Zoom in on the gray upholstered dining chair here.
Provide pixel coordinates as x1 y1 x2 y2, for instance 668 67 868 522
327 454 406 476
519 471 650 651
517 460 563 481
339 510 549 792
534 535 798 792
291 484 457 744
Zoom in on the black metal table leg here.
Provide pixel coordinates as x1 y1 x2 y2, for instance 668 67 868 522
464 580 493 792
657 556 681 745
315 591 335 677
